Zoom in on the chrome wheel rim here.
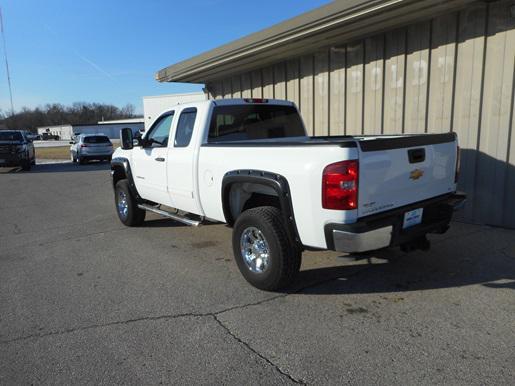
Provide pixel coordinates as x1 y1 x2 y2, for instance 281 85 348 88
117 190 128 219
240 227 270 273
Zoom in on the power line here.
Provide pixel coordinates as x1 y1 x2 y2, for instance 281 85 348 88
0 6 14 115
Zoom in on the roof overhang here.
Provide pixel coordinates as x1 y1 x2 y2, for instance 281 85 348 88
156 0 477 83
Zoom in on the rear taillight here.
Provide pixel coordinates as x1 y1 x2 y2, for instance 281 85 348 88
81 144 88 148
455 146 460 183
322 160 359 210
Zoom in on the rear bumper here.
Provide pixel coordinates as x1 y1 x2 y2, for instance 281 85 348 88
325 192 466 253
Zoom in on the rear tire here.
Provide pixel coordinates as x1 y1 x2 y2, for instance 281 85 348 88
78 157 86 165
21 160 31 171
114 179 145 226
232 206 301 291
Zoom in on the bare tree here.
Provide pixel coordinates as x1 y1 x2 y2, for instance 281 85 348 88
0 102 141 131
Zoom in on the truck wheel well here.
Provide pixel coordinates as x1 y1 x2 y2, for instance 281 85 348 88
242 193 281 212
221 170 301 247
111 165 126 187
227 182 280 224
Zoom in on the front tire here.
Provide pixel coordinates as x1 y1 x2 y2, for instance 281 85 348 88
114 179 145 226
21 160 31 171
232 206 301 291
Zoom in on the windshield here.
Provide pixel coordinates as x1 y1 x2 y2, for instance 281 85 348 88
83 136 111 144
208 104 306 143
0 131 23 142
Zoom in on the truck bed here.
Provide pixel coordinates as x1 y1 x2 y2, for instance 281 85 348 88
202 133 455 149
199 132 458 249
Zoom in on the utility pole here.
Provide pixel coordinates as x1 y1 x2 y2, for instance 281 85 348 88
0 6 14 116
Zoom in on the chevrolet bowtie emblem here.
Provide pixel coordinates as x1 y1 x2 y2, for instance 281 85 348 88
410 169 424 180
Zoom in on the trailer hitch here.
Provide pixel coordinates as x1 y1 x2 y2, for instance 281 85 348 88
400 235 430 252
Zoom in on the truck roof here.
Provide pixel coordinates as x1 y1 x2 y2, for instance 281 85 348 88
159 98 295 109
212 98 295 107
151 98 298 125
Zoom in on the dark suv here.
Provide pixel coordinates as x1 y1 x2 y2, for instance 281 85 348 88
0 130 36 170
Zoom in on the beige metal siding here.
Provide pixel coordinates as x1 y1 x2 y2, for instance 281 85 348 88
452 3 486 222
206 0 515 228
262 66 274 99
364 35 384 135
383 29 406 134
273 62 286 100
300 55 314 135
476 0 515 227
314 50 329 136
329 46 346 135
346 41 364 135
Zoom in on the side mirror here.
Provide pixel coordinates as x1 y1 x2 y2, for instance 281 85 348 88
133 131 144 147
120 128 134 150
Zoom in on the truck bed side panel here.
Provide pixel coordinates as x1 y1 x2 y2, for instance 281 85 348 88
198 145 358 249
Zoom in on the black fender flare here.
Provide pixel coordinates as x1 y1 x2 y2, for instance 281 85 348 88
222 170 301 245
110 157 142 202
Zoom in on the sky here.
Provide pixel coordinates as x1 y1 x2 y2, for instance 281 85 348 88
0 0 331 114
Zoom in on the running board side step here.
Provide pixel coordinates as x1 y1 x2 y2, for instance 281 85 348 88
137 204 202 227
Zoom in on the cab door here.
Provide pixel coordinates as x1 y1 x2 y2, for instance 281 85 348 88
167 107 201 214
131 112 175 206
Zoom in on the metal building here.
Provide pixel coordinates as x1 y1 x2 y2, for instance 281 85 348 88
156 0 515 229
143 92 206 129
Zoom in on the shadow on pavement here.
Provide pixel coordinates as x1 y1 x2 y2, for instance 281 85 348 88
288 236 515 295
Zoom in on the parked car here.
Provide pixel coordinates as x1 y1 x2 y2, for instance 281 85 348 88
70 134 113 164
110 98 465 290
0 130 36 170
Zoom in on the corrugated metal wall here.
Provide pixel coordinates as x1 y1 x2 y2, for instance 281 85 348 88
207 0 515 229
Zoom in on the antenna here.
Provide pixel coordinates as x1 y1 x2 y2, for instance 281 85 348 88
0 7 14 115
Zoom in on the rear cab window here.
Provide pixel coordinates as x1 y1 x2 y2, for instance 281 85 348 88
83 136 111 144
208 104 305 143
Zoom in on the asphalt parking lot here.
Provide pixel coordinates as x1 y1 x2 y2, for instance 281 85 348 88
1 162 514 385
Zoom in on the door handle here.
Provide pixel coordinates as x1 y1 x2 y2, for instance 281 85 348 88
155 157 165 162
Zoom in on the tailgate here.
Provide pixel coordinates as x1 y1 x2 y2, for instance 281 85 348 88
357 133 458 218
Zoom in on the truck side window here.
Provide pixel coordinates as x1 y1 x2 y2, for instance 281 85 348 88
174 108 197 147
146 113 174 147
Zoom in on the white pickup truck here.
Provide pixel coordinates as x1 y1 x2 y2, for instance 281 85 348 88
111 98 465 290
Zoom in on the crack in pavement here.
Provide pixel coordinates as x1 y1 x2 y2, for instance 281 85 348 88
0 264 374 386
0 264 373 346
0 292 289 346
0 311 209 345
211 314 306 385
